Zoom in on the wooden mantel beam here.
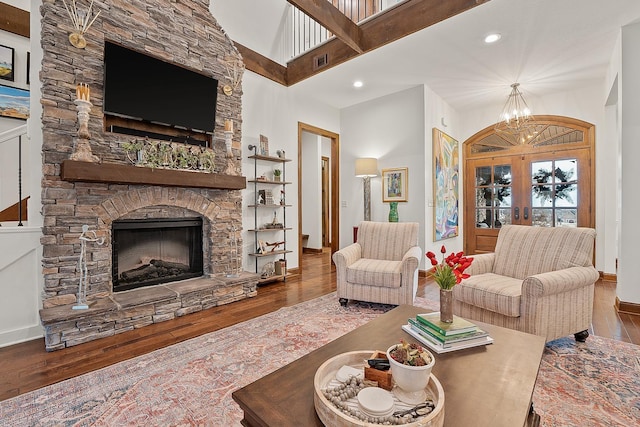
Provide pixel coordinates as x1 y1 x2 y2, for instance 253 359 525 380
287 0 364 54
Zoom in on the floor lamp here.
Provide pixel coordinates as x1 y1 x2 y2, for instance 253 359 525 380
355 158 378 221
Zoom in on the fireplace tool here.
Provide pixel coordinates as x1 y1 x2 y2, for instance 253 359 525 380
226 224 240 278
73 225 105 310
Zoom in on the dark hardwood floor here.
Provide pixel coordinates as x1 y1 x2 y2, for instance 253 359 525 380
0 248 636 402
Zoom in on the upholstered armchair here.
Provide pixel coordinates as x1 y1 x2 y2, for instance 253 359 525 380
453 225 599 342
332 221 421 306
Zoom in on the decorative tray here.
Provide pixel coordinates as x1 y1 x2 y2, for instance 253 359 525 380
313 351 445 427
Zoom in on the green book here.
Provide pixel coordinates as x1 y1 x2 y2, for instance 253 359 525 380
408 318 487 344
416 312 478 336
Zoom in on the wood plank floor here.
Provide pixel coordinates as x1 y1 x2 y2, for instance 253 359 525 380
0 249 636 402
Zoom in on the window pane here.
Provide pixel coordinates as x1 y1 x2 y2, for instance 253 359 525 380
476 188 491 208
555 159 577 183
532 185 553 207
496 209 511 227
494 186 511 207
532 208 553 227
476 209 492 228
556 209 577 227
476 167 491 186
532 161 553 184
555 183 577 207
494 165 511 185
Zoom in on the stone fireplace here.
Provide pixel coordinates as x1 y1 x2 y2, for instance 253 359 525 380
37 0 258 351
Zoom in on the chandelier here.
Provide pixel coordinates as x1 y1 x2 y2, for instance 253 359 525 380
495 83 535 137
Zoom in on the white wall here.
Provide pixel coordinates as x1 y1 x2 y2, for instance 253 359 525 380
617 21 640 305
301 131 322 249
240 72 340 273
339 85 428 264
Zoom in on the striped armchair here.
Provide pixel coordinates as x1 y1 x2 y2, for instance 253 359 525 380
332 221 421 306
453 225 599 342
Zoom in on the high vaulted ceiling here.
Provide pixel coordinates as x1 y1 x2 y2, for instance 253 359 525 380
212 0 640 111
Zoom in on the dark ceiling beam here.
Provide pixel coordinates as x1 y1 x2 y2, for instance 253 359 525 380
0 2 29 38
287 0 490 85
287 0 364 54
234 41 289 86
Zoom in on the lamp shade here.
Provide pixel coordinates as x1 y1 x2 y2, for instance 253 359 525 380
355 158 378 177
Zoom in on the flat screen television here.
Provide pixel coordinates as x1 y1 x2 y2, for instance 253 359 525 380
103 41 218 134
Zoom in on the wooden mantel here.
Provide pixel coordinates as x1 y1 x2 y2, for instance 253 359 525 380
61 160 246 190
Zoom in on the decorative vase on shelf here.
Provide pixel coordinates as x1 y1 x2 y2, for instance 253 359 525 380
388 202 399 222
439 288 454 323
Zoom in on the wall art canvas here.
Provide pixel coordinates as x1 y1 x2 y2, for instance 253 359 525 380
433 128 459 241
0 45 14 81
382 167 408 202
0 84 29 120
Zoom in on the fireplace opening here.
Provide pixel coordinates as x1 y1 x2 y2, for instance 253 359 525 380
112 218 204 292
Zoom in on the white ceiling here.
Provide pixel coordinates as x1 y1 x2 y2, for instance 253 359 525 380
215 0 640 111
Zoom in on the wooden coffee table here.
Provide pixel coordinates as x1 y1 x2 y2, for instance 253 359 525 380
232 304 545 427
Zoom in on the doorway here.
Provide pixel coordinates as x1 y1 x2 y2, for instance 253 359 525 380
298 122 340 270
463 115 595 254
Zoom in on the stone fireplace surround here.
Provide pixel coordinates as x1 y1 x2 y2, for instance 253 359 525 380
37 0 258 351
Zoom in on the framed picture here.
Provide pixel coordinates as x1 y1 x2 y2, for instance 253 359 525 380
0 45 14 81
26 52 30 84
432 128 459 241
382 167 408 202
257 189 266 205
0 84 29 120
259 134 269 156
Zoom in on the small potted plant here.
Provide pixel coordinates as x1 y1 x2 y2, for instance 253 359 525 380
273 168 282 182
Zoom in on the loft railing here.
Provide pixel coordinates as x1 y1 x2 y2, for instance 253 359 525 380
0 124 28 226
291 0 398 59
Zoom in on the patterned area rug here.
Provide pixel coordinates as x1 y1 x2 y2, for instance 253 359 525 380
0 293 638 426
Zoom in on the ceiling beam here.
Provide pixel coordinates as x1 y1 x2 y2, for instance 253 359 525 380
287 0 364 54
0 2 29 38
234 42 288 86
287 0 490 85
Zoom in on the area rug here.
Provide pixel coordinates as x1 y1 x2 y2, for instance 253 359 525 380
0 293 638 427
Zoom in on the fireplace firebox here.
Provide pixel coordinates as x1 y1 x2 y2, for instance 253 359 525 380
112 218 204 292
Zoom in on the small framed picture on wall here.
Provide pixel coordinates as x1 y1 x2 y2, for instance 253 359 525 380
382 167 408 202
259 134 269 156
0 44 15 82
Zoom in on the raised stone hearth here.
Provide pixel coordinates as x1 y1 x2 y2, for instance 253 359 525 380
40 273 258 351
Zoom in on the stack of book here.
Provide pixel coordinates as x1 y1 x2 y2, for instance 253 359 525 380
402 312 493 354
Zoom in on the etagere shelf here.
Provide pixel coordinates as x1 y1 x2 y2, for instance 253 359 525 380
247 145 291 284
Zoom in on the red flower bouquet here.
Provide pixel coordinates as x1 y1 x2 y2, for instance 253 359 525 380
426 245 474 290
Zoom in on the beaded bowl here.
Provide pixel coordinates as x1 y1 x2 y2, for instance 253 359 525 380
314 351 445 427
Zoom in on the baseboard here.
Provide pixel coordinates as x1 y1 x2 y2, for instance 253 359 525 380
616 297 640 316
302 247 323 254
599 271 617 282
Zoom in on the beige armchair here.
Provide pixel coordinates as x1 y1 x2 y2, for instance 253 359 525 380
453 225 599 342
332 221 421 306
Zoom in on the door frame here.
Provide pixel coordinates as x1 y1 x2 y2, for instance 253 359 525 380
463 115 596 254
298 122 340 266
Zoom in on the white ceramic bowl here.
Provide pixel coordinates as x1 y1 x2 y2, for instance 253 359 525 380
387 344 435 404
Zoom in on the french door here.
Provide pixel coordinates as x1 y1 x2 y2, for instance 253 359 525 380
464 116 595 255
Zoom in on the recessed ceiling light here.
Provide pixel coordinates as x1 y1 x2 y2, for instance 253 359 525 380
353 81 363 88
484 33 501 44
